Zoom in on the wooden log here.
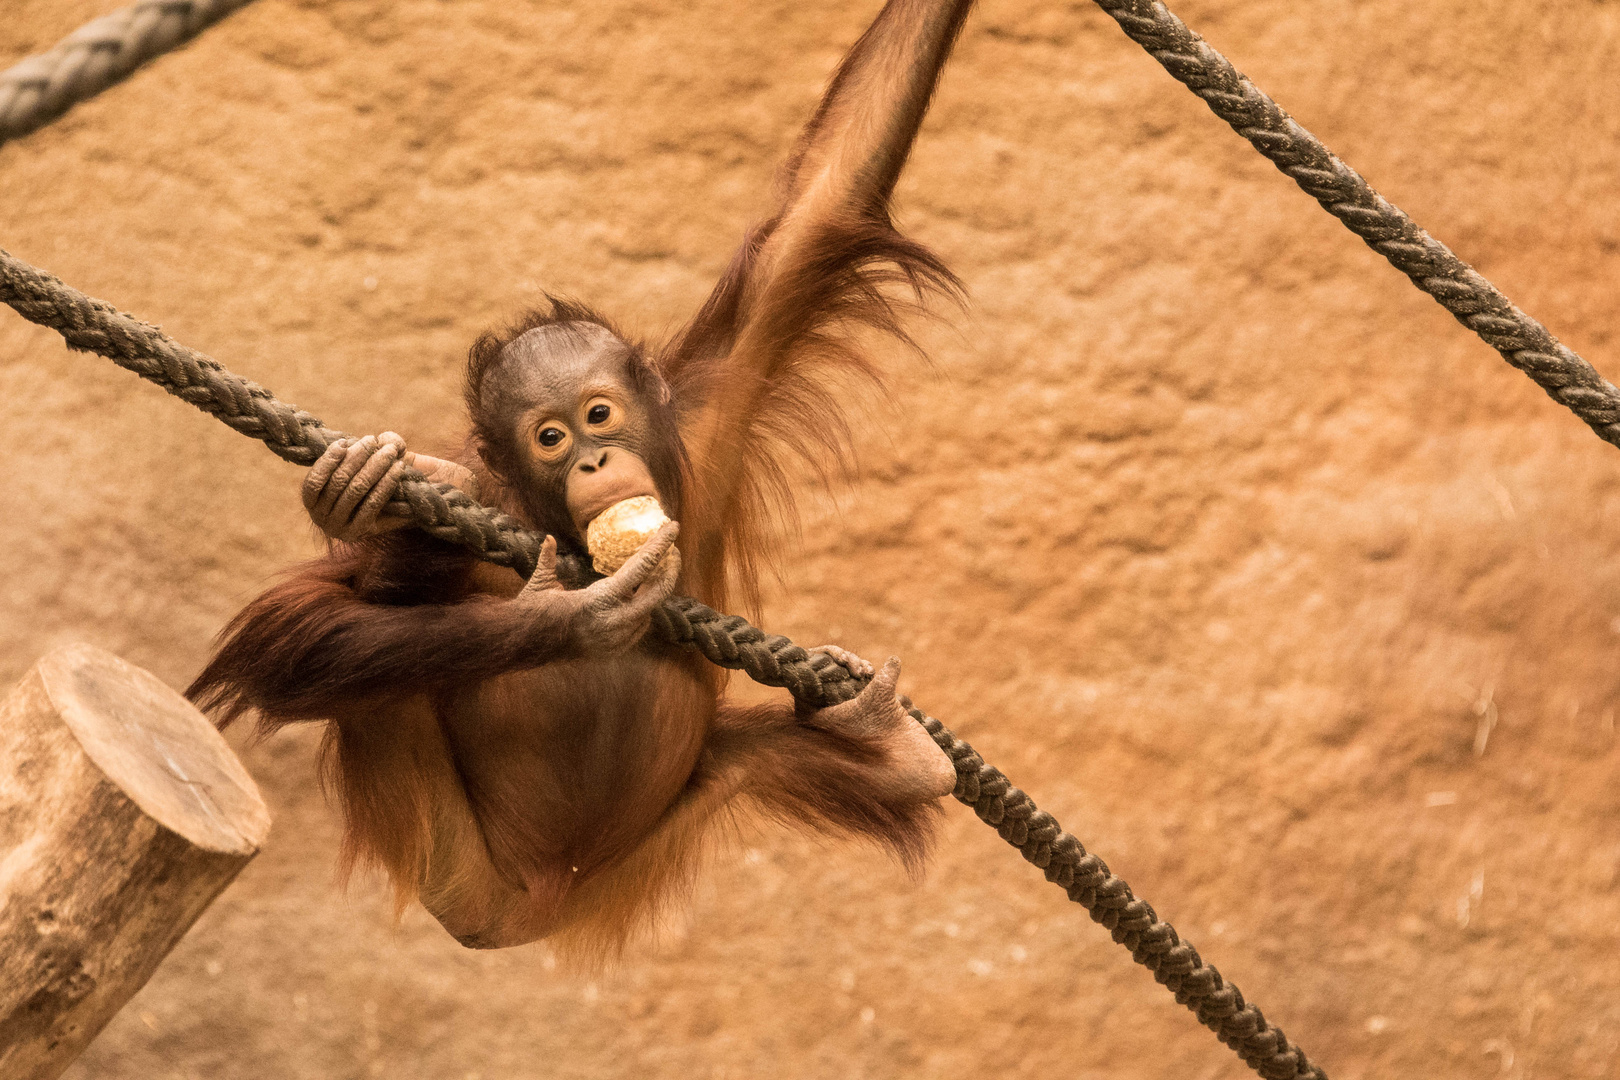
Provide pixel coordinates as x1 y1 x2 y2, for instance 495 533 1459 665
0 643 271 1080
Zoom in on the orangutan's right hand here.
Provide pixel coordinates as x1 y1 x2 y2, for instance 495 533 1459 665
303 432 478 541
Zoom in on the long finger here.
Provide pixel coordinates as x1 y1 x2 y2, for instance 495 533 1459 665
313 436 380 521
815 645 873 678
348 457 410 535
302 438 354 512
522 536 561 595
619 547 682 620
596 522 680 602
331 441 401 525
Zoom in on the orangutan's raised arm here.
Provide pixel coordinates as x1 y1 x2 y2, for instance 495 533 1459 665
667 0 975 479
768 0 975 239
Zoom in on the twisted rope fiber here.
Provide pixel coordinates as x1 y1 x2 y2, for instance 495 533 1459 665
0 1 258 148
912 706 1324 1080
0 247 1320 1078
0 249 547 578
1089 0 1620 449
654 598 1325 1080
651 596 1328 1080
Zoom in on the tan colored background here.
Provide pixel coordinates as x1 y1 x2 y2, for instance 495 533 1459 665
4 1 1619 1077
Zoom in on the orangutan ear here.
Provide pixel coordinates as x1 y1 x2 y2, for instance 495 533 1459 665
624 349 675 408
473 439 512 485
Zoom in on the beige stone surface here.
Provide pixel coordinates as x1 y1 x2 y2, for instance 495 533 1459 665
2 0 1618 1076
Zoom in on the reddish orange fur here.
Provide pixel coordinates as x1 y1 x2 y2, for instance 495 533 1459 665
188 0 976 961
664 215 961 618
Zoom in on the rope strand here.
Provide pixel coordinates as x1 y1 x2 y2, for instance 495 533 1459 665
916 704 1325 1080
1089 0 1620 446
0 1 258 149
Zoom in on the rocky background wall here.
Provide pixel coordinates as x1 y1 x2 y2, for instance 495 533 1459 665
3 1 1618 1077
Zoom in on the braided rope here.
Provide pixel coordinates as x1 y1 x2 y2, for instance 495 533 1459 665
0 0 257 148
0 247 1323 1076
914 704 1324 1080
652 596 864 706
651 602 1327 1077
1089 0 1620 447
0 249 550 578
654 591 1324 1077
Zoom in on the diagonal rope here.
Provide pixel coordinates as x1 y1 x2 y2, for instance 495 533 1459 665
0 246 1327 1079
1088 0 1620 447
0 0 258 149
0 249 554 579
912 704 1323 1080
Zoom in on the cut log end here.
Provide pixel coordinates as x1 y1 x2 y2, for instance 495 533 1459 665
0 644 271 1080
38 643 270 854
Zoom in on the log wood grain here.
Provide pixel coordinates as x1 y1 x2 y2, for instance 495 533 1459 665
0 644 270 1080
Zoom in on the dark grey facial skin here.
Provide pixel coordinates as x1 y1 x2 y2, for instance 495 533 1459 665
479 323 663 540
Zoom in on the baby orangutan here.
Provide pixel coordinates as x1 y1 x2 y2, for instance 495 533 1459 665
189 0 973 955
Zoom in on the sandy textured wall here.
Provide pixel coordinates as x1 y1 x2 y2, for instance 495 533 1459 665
3 1 1618 1077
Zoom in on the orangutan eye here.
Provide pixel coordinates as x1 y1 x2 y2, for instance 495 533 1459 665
581 396 623 431
537 427 567 448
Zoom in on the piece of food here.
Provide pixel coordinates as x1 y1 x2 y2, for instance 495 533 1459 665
586 495 671 574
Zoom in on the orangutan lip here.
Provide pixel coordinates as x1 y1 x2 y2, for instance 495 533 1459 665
574 484 658 534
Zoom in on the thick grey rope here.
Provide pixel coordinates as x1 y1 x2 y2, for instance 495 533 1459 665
0 247 1324 1079
0 249 552 578
909 704 1324 1080
0 0 257 148
1090 0 1620 446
